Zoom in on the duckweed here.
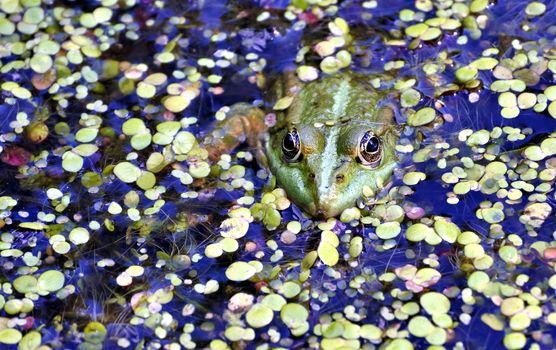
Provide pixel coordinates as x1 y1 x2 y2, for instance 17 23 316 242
0 1 554 349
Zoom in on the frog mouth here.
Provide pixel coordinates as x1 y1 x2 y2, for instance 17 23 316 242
314 196 344 218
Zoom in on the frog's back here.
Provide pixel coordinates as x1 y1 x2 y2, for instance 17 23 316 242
285 72 385 126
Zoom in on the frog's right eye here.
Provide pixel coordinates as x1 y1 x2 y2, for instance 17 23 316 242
282 128 302 162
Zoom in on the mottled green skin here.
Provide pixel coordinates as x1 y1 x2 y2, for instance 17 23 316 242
266 72 398 217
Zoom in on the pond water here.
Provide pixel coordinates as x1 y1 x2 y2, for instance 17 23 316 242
0 0 555 349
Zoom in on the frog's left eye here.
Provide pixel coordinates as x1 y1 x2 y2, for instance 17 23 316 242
357 130 382 167
282 128 302 162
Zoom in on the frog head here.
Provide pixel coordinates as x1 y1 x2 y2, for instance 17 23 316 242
266 73 398 218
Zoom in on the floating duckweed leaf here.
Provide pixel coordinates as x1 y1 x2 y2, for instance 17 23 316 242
464 242 485 258
385 339 414 350
405 23 428 37
80 13 98 27
405 223 433 242
403 171 426 185
280 303 309 329
146 152 167 173
322 321 344 338
401 88 421 107
23 7 44 24
481 313 505 331
408 315 434 337
75 128 98 143
359 324 382 341
220 217 249 239
18 330 41 350
113 162 142 183
420 27 441 41
189 161 210 178
204 243 223 258
30 54 53 74
122 118 146 136
503 333 526 350
144 73 167 86
434 219 460 243
46 188 63 200
318 241 339 266
471 57 498 70
426 327 447 345
73 144 98 157
455 66 478 83
525 2 546 16
226 261 257 281
107 202 122 214
69 227 90 245
0 329 22 345
62 151 83 172
224 326 250 342
0 18 15 35
499 92 517 108
468 271 490 291
130 132 152 150
93 7 113 22
469 0 488 11
499 245 520 264
547 101 556 118
479 207 505 224
136 171 156 189
137 82 156 99
116 272 132 286
13 275 38 293
81 172 102 188
408 107 436 126
281 281 301 298
376 221 401 239
173 131 196 154
3 300 22 315
420 292 450 316
297 65 318 82
273 96 294 110
157 121 181 136
320 56 342 74
262 294 287 311
314 40 335 57
545 86 556 100
245 304 274 328
509 312 531 331
164 95 190 113
219 238 239 253
126 265 144 277
286 221 301 234
501 297 524 316
517 92 536 109
340 207 360 222
52 241 71 254
37 270 65 292
13 86 32 99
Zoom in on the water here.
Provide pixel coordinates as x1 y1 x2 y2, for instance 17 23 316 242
0 0 555 349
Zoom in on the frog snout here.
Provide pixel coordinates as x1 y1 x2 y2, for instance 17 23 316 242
314 184 340 217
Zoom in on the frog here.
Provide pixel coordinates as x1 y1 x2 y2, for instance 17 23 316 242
204 71 399 218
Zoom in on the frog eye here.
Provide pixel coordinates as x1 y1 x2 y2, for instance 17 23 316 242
282 128 302 162
357 130 382 167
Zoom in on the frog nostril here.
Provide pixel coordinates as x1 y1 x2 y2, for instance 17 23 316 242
336 174 344 183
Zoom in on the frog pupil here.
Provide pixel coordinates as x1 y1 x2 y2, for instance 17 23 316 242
283 133 296 150
365 136 379 153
